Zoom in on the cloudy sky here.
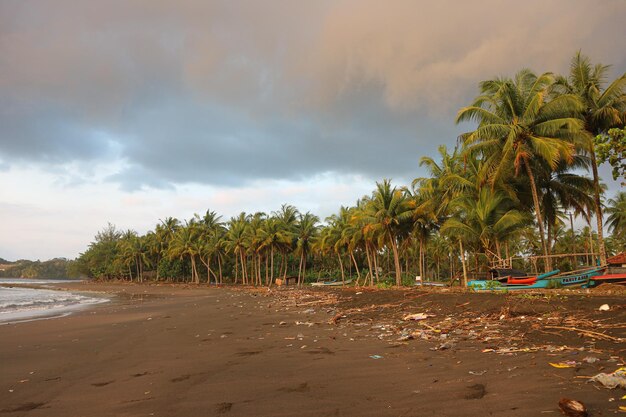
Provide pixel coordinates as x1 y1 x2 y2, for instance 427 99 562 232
1 0 625 261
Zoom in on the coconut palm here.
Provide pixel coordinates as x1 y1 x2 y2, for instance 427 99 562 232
258 217 292 286
457 69 585 271
361 180 413 286
553 51 626 265
295 212 320 285
272 204 299 280
441 187 527 265
225 213 250 284
320 207 351 285
169 223 200 283
606 192 626 241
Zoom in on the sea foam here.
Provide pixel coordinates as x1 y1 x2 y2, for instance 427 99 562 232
0 282 108 323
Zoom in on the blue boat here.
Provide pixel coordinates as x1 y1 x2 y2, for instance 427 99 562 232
548 267 603 288
469 267 603 290
468 279 549 291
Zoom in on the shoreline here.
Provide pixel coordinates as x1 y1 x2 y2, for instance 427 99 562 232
1 282 624 416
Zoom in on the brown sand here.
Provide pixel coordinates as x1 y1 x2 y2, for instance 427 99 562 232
0 282 624 416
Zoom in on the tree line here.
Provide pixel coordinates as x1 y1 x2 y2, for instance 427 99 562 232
74 52 626 286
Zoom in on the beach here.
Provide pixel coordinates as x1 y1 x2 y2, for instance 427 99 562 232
0 282 625 416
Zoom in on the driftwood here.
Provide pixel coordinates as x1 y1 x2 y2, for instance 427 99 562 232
544 325 622 342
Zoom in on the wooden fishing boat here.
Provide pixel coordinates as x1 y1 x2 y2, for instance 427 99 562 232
546 267 604 288
587 273 626 287
506 276 537 285
587 252 626 287
468 279 550 290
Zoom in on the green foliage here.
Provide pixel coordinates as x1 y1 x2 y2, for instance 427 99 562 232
0 258 77 279
376 281 394 289
70 52 625 288
595 128 626 183
157 257 188 281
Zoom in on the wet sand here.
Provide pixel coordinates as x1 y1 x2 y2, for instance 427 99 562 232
0 282 624 416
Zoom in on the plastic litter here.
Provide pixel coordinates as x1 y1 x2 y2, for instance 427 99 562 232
599 304 610 311
369 355 383 359
469 370 487 376
582 356 599 364
549 361 577 368
589 367 626 389
403 313 435 321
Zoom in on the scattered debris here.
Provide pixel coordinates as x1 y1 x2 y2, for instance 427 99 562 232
430 342 454 351
469 370 487 376
599 304 610 311
369 355 383 359
589 368 626 389
403 313 434 321
582 356 599 364
550 362 577 369
397 332 414 342
558 398 588 417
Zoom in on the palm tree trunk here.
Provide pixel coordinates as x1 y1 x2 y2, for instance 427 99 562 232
350 252 361 282
239 251 246 284
270 247 275 287
190 255 197 283
300 251 306 286
418 240 423 279
589 146 607 266
234 254 239 284
297 253 304 285
337 253 345 285
373 247 380 283
257 253 262 286
505 241 510 268
589 224 595 263
459 240 468 287
217 254 223 284
365 245 374 287
524 158 551 272
389 232 402 286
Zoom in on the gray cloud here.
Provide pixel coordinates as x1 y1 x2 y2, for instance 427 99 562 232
0 0 624 189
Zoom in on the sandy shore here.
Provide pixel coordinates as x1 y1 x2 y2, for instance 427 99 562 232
0 282 624 416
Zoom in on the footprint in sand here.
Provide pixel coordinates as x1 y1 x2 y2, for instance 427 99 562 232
464 383 486 399
91 380 115 387
1 402 47 412
215 402 233 413
279 382 310 393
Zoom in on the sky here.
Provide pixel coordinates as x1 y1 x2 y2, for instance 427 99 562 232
0 0 625 261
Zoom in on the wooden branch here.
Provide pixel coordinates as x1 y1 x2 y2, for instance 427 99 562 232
543 325 622 342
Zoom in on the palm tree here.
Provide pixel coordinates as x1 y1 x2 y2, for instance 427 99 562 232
258 217 292 286
320 207 352 285
361 180 413 286
553 51 626 265
273 204 299 279
195 210 224 284
457 69 585 271
606 192 626 241
441 187 527 269
225 213 250 284
532 157 595 253
169 223 200 283
295 212 320 285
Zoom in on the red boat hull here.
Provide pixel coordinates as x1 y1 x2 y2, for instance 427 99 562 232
506 276 537 285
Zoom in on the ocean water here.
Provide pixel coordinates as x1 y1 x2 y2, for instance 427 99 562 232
0 279 108 324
